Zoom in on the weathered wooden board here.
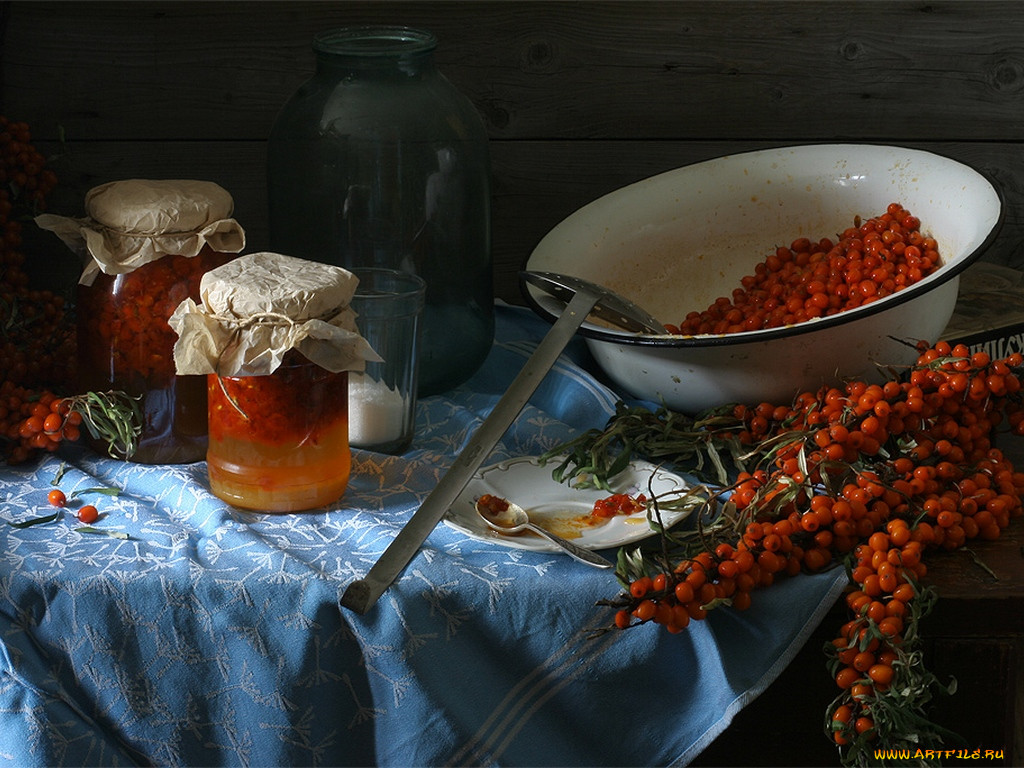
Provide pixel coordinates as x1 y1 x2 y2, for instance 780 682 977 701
4 0 1024 303
21 137 1024 304
7 1 1024 141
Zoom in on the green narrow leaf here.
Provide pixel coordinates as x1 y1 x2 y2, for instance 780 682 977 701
75 527 130 539
70 487 120 498
52 463 69 485
6 509 61 528
605 448 633 483
704 440 730 486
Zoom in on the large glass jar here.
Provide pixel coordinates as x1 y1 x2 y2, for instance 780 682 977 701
36 179 246 464
206 352 350 512
267 26 493 396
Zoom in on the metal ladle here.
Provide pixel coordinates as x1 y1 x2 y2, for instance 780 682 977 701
520 271 665 335
475 495 613 569
341 270 664 614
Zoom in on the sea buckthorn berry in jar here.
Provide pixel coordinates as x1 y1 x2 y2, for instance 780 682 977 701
36 179 246 463
207 352 350 511
168 252 379 512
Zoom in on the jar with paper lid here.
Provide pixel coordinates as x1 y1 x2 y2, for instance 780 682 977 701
169 252 378 512
36 179 246 464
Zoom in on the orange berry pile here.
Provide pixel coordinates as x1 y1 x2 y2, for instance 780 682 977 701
592 492 647 519
0 116 57 214
0 115 79 463
827 523 929 747
602 339 1023 754
2 387 84 464
613 339 1024 631
668 203 939 335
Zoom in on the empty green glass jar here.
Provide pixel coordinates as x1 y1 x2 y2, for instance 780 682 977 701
267 26 493 396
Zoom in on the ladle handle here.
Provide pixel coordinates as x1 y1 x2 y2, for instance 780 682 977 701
341 287 604 614
525 523 613 568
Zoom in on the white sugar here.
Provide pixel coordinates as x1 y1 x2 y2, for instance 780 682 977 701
348 373 407 447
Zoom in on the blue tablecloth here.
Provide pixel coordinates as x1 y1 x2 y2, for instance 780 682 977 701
1 304 847 767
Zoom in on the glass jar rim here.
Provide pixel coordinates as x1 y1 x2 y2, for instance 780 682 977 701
351 267 426 306
313 26 437 57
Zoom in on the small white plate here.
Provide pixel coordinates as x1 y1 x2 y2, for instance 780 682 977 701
443 455 691 552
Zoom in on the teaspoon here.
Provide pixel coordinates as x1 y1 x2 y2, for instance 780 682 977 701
475 494 613 569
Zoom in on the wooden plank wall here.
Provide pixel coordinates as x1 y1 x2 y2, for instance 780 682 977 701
3 0 1024 304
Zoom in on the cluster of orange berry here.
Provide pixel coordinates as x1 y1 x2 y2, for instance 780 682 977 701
0 115 79 463
608 340 1023 754
0 115 57 214
614 340 1024 629
617 520 787 632
2 387 84 464
827 522 930 747
669 203 939 335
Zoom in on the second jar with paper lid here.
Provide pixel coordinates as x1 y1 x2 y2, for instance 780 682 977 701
36 179 246 463
169 252 378 512
207 351 351 511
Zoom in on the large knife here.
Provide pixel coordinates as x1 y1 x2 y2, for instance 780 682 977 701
340 271 659 614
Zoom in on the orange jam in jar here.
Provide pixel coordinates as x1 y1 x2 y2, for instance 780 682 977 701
168 251 379 513
77 246 237 463
36 179 246 463
207 352 350 512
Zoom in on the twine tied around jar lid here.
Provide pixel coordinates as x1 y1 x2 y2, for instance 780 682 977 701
35 179 247 285
168 251 381 379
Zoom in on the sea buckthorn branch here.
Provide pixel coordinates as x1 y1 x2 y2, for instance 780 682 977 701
547 341 1024 759
64 390 143 460
825 547 964 767
540 401 755 492
0 116 146 465
825 574 964 767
